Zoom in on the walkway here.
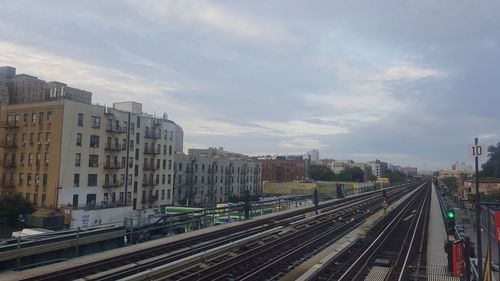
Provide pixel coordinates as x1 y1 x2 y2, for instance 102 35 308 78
427 183 459 281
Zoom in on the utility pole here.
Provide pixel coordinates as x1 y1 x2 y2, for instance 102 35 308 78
474 137 483 281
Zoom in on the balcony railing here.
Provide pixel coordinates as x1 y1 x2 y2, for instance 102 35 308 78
141 195 159 204
144 147 160 155
144 131 161 139
2 162 16 169
1 181 16 190
102 180 124 188
0 121 19 129
142 179 158 187
143 163 158 171
105 144 126 151
106 125 127 133
104 162 124 169
0 141 18 149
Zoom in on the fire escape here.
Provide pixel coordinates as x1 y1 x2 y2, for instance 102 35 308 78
224 163 234 201
104 112 126 206
254 163 261 196
241 163 248 197
0 119 19 196
207 161 217 206
143 118 161 208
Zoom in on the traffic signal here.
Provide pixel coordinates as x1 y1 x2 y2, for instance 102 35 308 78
446 210 456 235
446 210 455 220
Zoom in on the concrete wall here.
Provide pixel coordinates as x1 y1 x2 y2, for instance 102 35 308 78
69 205 133 228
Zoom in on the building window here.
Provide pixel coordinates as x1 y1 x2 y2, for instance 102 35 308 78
72 194 79 207
74 174 80 187
87 174 97 186
76 133 82 146
168 160 172 170
161 190 165 200
78 113 83 127
89 135 100 148
28 153 33 165
167 189 171 200
42 174 47 186
27 173 32 185
168 174 171 184
136 116 140 128
163 159 166 169
169 145 172 155
89 155 99 167
163 145 167 155
75 153 81 167
31 113 36 125
90 116 101 129
162 175 166 184
47 111 53 123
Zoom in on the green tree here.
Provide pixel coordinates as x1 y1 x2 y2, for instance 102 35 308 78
309 164 336 181
367 174 378 182
0 194 35 226
338 167 365 182
441 177 458 190
481 143 500 177
385 169 408 183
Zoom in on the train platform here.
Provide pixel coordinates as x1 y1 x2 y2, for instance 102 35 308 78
427 183 459 281
285 184 423 281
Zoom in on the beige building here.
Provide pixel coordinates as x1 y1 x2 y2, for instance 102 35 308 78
175 147 262 207
0 100 183 220
464 177 500 197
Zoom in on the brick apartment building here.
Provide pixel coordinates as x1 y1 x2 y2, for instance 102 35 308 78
258 156 309 182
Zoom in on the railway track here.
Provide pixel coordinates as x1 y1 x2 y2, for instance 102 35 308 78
304 181 431 281
15 182 419 281
113 186 412 281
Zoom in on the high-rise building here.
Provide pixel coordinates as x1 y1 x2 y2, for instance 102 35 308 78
0 100 183 222
0 66 92 105
174 147 261 206
307 149 320 163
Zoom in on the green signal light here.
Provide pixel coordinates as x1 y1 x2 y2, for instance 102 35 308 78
446 210 455 219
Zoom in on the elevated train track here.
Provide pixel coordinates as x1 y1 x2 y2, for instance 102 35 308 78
302 181 431 281
9 182 421 281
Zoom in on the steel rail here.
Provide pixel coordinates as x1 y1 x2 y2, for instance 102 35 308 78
140 188 409 281
336 182 429 281
17 183 418 281
396 187 430 281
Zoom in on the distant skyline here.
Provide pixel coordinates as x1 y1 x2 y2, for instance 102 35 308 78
1 1 499 170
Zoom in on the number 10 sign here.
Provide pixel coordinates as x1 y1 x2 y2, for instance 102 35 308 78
470 144 486 159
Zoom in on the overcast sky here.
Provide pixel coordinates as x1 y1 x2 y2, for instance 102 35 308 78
1 1 499 170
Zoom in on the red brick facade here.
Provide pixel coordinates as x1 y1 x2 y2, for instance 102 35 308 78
259 159 308 182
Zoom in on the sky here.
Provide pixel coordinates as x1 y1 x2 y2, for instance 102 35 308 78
1 0 499 170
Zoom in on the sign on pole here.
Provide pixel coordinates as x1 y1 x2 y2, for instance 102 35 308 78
452 240 465 277
469 144 486 159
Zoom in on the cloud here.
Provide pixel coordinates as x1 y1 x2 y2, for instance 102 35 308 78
0 41 182 104
253 120 348 137
125 0 299 45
